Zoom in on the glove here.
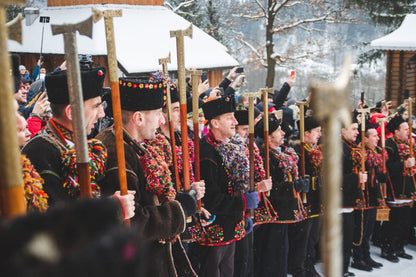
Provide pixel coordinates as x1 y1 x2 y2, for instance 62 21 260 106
244 216 253 235
295 175 310 193
378 173 388 183
244 191 260 210
175 191 197 218
301 175 311 193
113 190 136 221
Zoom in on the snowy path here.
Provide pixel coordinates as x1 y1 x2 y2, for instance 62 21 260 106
315 244 416 277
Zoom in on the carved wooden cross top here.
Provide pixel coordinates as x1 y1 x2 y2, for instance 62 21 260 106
244 91 262 133
408 97 415 120
92 8 122 23
158 52 171 72
376 117 388 148
357 107 371 131
170 24 192 104
309 55 352 277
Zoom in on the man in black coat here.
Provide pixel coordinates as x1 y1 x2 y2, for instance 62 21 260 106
381 115 414 262
351 124 384 271
294 117 323 277
341 119 367 277
22 67 107 204
196 97 259 277
96 78 199 277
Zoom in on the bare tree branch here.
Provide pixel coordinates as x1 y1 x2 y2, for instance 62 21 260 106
271 0 292 15
165 0 195 13
232 30 268 68
254 0 267 18
272 14 330 33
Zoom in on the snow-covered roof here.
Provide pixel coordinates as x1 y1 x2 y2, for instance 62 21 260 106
8 4 238 73
371 14 416 51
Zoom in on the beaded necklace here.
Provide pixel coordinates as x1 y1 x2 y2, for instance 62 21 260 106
366 146 386 174
270 146 299 182
139 132 176 203
342 137 363 173
206 130 250 195
304 143 323 176
39 119 104 198
21 154 48 212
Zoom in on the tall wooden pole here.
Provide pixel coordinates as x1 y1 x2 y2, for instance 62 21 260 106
260 88 274 180
190 69 202 212
376 117 388 201
357 108 370 191
159 54 182 192
296 101 309 203
170 24 193 193
408 97 415 160
0 0 26 218
310 55 352 277
92 8 128 194
92 8 130 223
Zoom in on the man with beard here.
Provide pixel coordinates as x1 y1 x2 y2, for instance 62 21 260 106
196 97 259 277
22 67 108 204
96 78 199 277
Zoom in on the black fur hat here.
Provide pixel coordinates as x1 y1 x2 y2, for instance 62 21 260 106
386 115 406 133
234 110 249 126
254 113 281 139
119 78 166 111
169 84 179 104
304 117 321 132
202 96 235 120
45 67 106 104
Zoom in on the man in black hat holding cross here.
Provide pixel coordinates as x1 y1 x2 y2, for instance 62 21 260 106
96 77 199 277
196 97 260 277
380 115 415 262
22 67 107 204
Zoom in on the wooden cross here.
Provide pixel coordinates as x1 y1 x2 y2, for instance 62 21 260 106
170 24 192 195
159 53 182 193
189 68 202 212
376 117 388 203
296 100 309 203
244 91 262 193
310 55 352 277
408 97 415 158
51 16 94 198
259 87 274 181
0 0 26 218
357 107 370 190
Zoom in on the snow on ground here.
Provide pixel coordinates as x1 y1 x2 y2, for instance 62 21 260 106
314 243 416 277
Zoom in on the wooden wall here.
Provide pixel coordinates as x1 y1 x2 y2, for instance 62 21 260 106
15 53 111 87
47 0 164 6
207 69 224 88
386 50 416 112
14 53 226 91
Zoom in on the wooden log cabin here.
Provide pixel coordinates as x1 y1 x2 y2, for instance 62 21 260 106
8 0 238 87
371 15 416 111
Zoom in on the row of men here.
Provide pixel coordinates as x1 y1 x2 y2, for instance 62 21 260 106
3 58 416 277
